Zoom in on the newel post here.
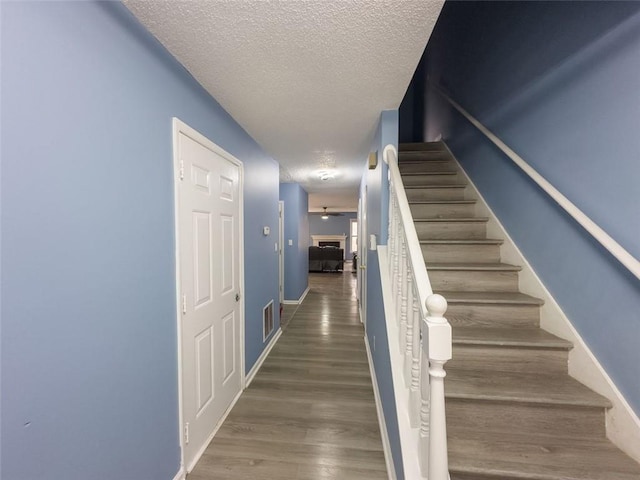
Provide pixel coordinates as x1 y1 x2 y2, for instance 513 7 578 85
424 294 452 480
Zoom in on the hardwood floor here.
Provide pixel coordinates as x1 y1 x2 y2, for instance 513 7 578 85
188 271 387 480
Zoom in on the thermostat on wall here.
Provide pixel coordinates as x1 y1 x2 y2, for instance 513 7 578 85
263 226 270 236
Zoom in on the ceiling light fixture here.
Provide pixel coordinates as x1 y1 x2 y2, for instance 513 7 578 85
318 170 335 181
321 207 330 220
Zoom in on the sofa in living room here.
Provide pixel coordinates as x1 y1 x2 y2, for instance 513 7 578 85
308 246 344 272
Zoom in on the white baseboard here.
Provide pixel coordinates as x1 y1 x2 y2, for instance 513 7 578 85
282 285 310 305
364 332 397 480
450 145 640 463
244 327 282 387
171 467 185 480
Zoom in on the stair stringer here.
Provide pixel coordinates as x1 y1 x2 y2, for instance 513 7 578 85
445 142 640 463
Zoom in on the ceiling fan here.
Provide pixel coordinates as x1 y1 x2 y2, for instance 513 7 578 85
311 207 344 219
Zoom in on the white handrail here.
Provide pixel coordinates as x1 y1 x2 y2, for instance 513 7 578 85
431 84 640 281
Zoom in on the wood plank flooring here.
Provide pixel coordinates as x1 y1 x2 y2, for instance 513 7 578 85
188 271 387 480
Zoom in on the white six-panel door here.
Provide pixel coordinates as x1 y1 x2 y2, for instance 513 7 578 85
174 119 243 472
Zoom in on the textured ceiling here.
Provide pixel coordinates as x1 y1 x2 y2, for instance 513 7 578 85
124 0 443 210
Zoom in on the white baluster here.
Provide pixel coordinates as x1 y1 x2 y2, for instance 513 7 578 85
397 236 407 350
409 283 421 427
391 198 400 301
426 294 452 480
395 199 402 300
403 264 414 387
388 184 395 276
419 316 430 477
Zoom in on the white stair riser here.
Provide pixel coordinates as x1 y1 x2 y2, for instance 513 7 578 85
445 304 540 328
450 345 568 375
447 400 606 440
422 243 501 263
429 270 519 292
415 221 486 239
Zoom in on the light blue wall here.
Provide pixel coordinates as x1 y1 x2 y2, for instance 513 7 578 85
0 2 279 479
362 110 403 479
309 212 357 260
420 1 640 413
279 183 309 301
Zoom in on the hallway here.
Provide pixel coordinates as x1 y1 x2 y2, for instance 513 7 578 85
188 271 388 479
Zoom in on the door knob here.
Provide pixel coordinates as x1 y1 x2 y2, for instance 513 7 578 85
235 293 241 302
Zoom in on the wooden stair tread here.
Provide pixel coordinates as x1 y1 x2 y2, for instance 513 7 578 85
399 142 445 152
409 200 476 204
399 152 450 160
437 291 545 305
398 159 451 165
415 217 488 223
405 183 467 189
427 262 521 271
452 327 572 349
421 239 503 245
449 431 640 480
401 171 457 176
407 142 639 479
446 369 611 408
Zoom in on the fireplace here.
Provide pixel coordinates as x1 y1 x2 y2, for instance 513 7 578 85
311 235 347 253
319 241 340 248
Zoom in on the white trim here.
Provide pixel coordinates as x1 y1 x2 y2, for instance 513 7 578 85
245 327 283 388
171 467 186 480
350 217 358 258
432 85 640 280
377 245 423 480
282 285 310 305
185 388 244 473
172 120 186 478
278 201 285 305
170 467 185 480
450 145 640 463
364 331 397 480
172 117 246 471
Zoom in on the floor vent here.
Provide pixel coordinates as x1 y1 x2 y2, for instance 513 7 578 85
263 300 274 341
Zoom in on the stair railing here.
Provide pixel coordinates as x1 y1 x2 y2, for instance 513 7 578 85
430 83 640 281
383 144 452 479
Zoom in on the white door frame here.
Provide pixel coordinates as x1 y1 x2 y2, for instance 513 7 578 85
349 218 358 263
358 186 368 327
278 201 285 305
172 117 245 474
